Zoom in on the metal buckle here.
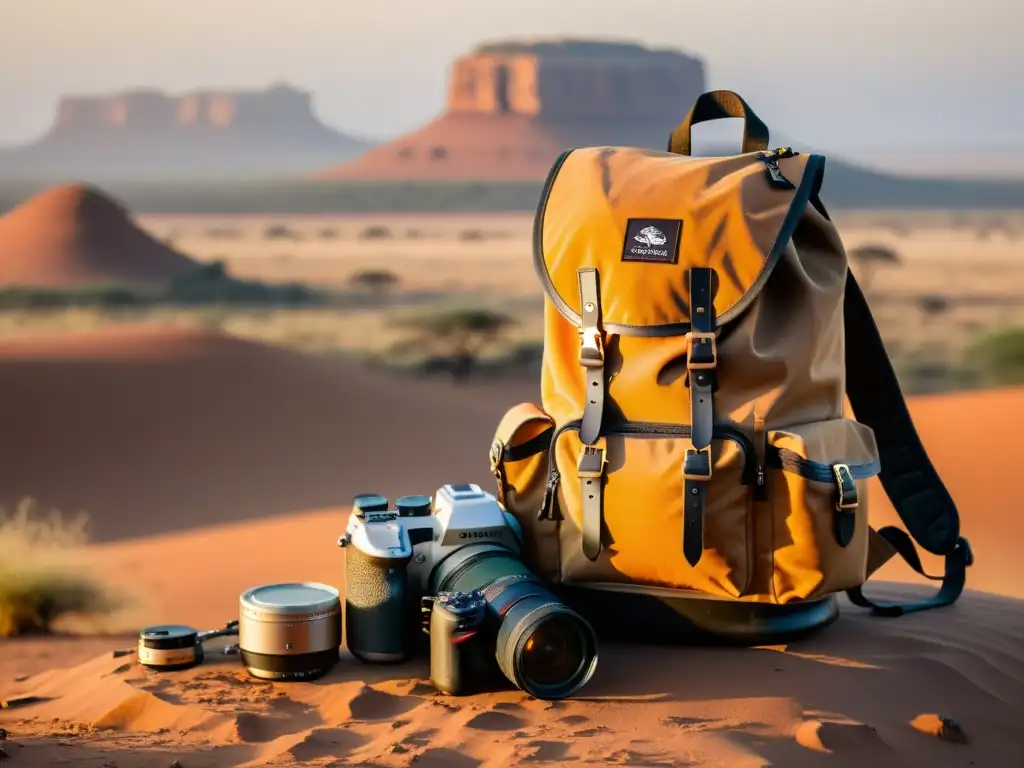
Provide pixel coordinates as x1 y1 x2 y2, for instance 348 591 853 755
489 439 503 471
832 463 858 511
576 445 607 479
686 331 717 371
683 447 712 481
578 327 604 368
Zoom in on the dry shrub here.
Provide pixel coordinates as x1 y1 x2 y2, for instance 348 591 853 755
0 499 122 637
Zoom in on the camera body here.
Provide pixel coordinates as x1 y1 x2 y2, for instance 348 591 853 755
422 590 502 695
338 483 524 663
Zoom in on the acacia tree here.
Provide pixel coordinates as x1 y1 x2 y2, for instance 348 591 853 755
389 307 517 382
849 244 901 296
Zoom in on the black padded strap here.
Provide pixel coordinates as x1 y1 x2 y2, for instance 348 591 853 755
842 271 971 615
846 527 973 617
683 267 718 566
577 268 605 446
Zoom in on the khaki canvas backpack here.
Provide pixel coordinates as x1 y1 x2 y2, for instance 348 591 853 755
489 90 973 631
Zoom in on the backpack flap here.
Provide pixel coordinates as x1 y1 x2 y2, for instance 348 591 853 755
534 145 824 335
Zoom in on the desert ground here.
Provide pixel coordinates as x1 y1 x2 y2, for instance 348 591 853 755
1 202 1023 767
2 209 1024 377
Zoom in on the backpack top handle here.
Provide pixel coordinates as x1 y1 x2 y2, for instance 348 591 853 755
668 89 772 156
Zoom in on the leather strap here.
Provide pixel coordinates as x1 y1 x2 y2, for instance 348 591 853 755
682 447 711 566
683 267 718 566
577 442 607 561
577 268 605 446
832 463 858 547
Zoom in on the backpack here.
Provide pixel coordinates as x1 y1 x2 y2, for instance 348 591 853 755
489 90 973 638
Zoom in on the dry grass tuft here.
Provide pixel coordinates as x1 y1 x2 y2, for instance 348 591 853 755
0 499 124 637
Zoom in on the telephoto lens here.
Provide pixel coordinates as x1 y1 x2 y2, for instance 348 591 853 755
431 547 598 700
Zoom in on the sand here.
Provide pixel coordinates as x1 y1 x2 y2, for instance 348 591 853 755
0 325 534 542
0 184 198 288
1 328 1024 766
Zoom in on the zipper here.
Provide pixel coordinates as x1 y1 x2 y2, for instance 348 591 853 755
767 448 880 483
753 412 768 501
538 419 757 521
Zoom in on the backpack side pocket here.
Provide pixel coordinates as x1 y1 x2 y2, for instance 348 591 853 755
490 403 559 582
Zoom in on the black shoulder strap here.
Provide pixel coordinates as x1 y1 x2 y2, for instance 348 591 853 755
842 271 974 616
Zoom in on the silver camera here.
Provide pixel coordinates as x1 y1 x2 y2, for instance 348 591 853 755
338 483 598 700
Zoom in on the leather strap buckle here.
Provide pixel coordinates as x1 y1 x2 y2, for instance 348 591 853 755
489 439 504 472
686 331 717 371
576 445 607 479
578 328 604 368
832 463 859 511
683 447 712 481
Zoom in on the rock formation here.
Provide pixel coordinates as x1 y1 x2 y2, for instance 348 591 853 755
316 40 706 181
2 85 369 182
0 184 198 287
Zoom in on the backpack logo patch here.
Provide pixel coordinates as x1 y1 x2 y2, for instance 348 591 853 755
622 218 682 264
634 226 667 247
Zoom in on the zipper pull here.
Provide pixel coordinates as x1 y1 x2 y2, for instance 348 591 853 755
756 148 797 190
753 414 768 500
539 470 561 521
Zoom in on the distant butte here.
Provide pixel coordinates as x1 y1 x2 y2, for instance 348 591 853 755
1 84 370 182
313 39 706 182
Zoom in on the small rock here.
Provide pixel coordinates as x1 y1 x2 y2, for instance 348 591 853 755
111 648 135 658
169 760 185 768
0 727 6 740
911 714 969 744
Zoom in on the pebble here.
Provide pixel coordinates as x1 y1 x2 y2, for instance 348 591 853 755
910 713 969 744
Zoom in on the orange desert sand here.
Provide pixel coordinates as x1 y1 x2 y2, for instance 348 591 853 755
0 185 197 288
1 326 1023 767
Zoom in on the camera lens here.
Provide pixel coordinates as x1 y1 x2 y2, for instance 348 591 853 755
519 615 587 688
497 596 597 700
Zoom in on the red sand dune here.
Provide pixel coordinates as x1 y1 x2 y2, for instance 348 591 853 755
1 327 1023 766
0 184 197 287
0 325 535 542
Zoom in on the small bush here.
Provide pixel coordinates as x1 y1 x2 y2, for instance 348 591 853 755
965 326 1024 387
388 306 517 382
359 225 392 240
0 499 120 637
263 223 298 240
347 268 401 294
0 285 143 310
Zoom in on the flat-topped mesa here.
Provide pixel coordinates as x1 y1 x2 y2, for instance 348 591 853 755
447 39 706 122
49 84 324 138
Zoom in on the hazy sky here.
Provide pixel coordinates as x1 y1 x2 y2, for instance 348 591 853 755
1 0 1021 156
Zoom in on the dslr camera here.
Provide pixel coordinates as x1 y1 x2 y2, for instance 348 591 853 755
337 483 598 700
